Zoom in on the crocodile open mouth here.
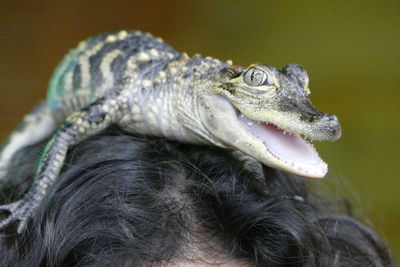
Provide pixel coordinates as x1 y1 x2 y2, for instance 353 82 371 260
236 110 327 177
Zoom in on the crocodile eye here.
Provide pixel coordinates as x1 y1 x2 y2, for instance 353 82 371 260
243 68 267 87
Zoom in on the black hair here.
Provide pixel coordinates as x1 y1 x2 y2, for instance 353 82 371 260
0 128 393 266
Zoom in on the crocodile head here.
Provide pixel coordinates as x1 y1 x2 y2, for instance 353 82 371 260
198 63 341 178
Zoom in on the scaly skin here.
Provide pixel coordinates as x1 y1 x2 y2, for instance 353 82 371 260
0 30 341 233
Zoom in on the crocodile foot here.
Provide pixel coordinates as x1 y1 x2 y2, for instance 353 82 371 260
0 199 32 234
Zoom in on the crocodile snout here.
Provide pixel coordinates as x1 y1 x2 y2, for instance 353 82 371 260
320 114 342 141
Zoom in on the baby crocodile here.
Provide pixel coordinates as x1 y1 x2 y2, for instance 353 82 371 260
0 30 341 233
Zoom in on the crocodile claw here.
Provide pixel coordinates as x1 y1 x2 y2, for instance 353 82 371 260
0 199 31 234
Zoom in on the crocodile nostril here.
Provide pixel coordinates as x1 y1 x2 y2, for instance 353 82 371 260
328 115 338 121
331 126 342 140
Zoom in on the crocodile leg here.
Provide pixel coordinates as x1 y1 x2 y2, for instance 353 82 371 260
0 102 57 180
0 91 128 233
231 150 267 190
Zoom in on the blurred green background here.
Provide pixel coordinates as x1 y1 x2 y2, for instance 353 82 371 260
1 0 399 258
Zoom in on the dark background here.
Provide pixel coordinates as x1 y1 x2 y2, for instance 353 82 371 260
1 0 399 257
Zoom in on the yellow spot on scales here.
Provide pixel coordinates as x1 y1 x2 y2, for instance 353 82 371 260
150 48 159 57
182 52 189 59
117 30 128 40
127 60 137 70
158 71 166 79
138 52 150 61
82 121 90 128
106 30 130 43
103 105 110 112
142 80 152 87
76 39 88 51
106 35 117 42
170 67 177 75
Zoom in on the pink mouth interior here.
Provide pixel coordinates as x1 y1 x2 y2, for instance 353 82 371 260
258 123 319 164
237 112 327 177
